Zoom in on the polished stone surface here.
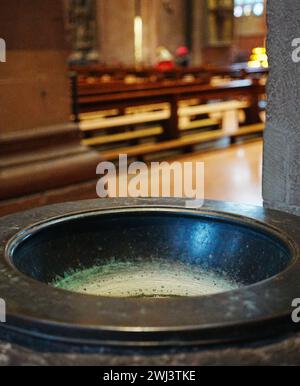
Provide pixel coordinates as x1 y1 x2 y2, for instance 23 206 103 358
0 198 300 365
177 140 263 206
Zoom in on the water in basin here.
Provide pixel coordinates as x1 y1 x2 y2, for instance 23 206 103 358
52 258 240 298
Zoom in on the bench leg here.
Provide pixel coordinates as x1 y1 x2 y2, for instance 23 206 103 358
230 136 238 145
183 144 194 154
243 93 261 125
163 96 180 140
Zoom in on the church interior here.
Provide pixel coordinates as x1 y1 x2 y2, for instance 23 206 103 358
4 0 300 366
0 0 267 215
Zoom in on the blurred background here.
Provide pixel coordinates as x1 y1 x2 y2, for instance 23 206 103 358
0 0 267 216
65 0 266 67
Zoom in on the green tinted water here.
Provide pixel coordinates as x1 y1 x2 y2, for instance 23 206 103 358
52 259 239 298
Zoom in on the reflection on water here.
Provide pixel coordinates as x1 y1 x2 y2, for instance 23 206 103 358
52 259 240 298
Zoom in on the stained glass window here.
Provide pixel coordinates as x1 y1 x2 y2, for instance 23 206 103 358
234 0 264 17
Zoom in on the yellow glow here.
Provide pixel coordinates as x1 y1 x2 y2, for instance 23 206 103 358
248 47 268 69
248 60 261 68
134 16 143 65
253 47 266 55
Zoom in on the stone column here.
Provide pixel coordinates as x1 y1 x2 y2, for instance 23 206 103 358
0 0 100 216
96 0 135 65
140 0 160 65
95 0 192 66
263 0 300 215
191 0 206 65
0 0 71 133
157 0 186 54
141 0 187 65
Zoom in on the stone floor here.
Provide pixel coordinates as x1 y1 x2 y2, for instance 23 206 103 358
119 139 263 207
182 139 263 206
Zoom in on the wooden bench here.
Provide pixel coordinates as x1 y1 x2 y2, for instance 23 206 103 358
99 123 264 160
80 109 119 121
79 99 224 150
74 79 264 128
71 77 265 159
180 118 221 131
79 110 170 132
79 99 248 134
71 63 268 83
82 126 163 147
178 100 249 117
71 64 209 82
125 103 170 115
178 100 249 132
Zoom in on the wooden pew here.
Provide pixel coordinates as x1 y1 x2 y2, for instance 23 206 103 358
70 64 209 82
74 79 263 119
82 126 163 147
99 123 264 161
71 63 268 83
71 77 265 159
80 110 170 132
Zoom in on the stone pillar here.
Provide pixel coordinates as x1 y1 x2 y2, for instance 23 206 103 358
140 0 160 65
0 0 100 215
150 0 206 66
0 0 71 133
96 0 135 65
263 0 300 215
141 0 187 65
95 0 190 66
191 0 206 65
157 0 186 54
